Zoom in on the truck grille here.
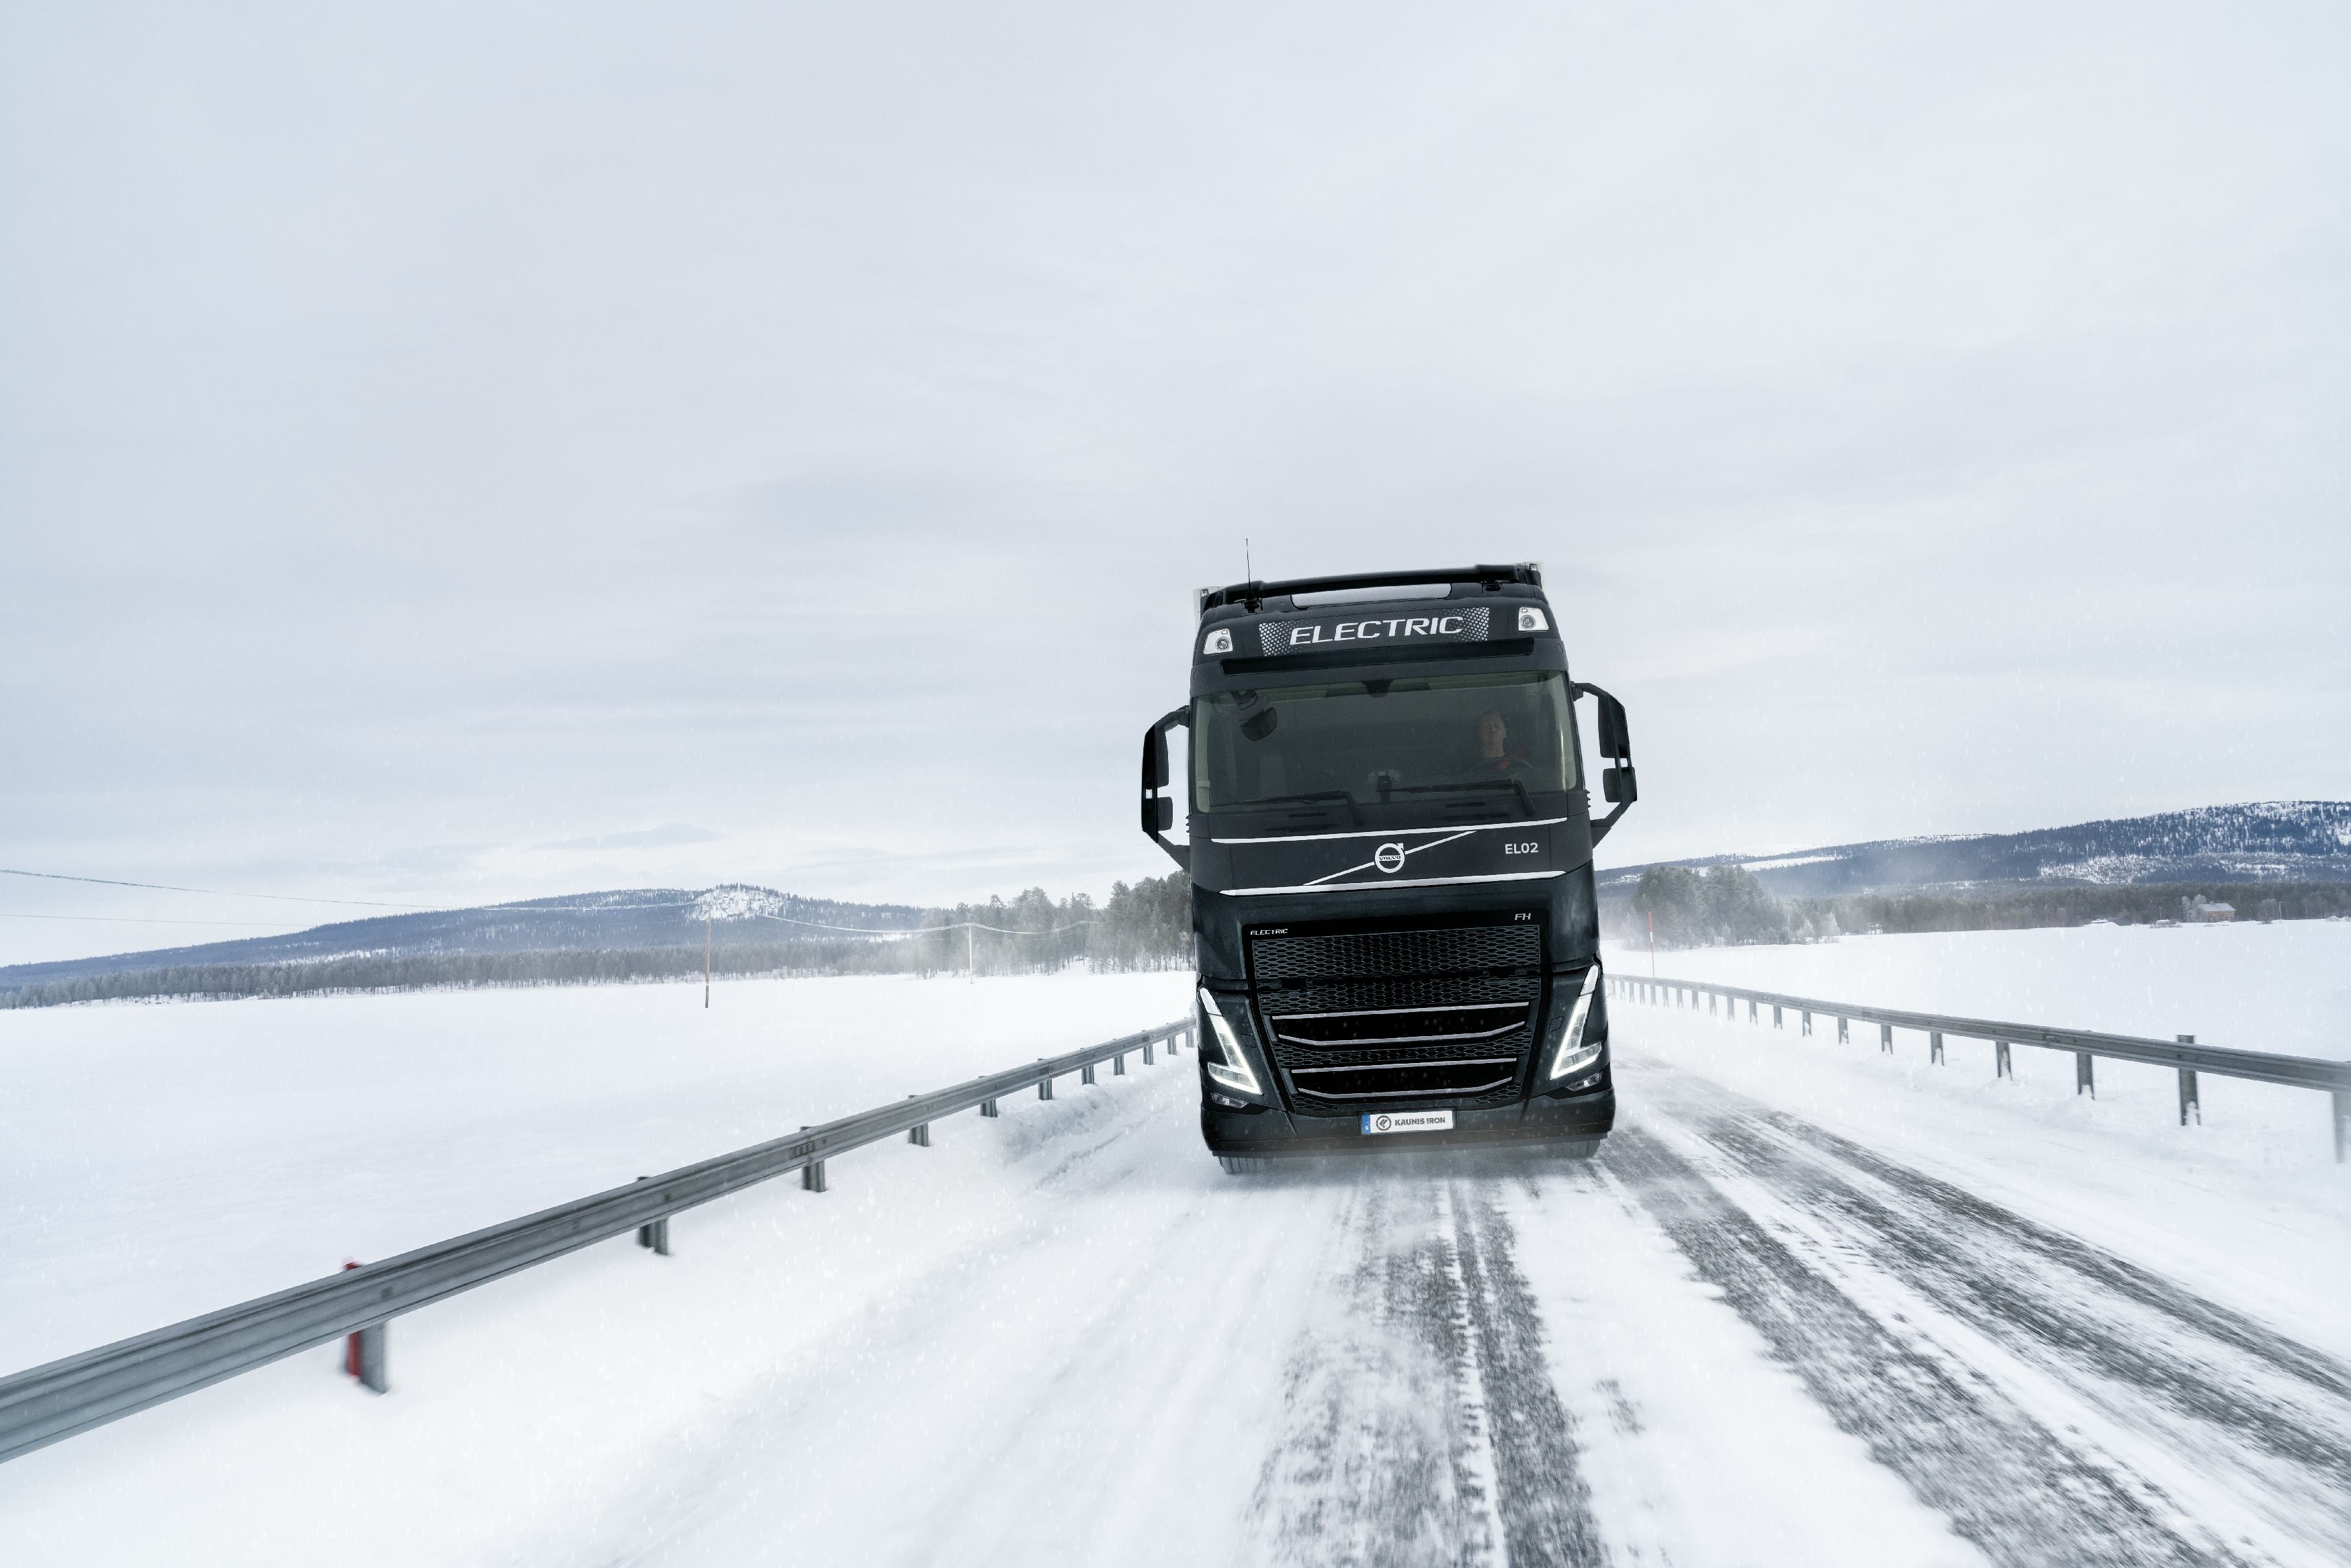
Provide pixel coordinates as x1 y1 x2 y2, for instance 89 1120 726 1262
1247 921 1545 1113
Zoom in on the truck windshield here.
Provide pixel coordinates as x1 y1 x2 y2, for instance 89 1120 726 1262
1194 670 1577 811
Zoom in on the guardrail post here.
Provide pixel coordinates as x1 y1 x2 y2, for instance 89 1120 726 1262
1996 1040 2012 1078
2075 1052 2094 1097
1929 1031 1944 1064
1038 1075 1054 1100
2177 1036 2200 1125
1081 1062 1096 1085
1879 1023 1893 1055
1114 1052 1126 1075
1143 1040 1154 1064
1772 1005 1783 1029
349 1320 387 1395
980 1097 1000 1117
1836 1016 1849 1044
1748 999 1758 1023
1801 1010 1812 1036
803 1160 827 1191
633 1178 670 1254
338 1260 386 1391
2334 1091 2348 1164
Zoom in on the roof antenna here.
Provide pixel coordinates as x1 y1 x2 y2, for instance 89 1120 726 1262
1245 537 1252 581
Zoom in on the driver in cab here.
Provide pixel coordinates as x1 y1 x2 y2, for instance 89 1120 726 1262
1475 709 1529 775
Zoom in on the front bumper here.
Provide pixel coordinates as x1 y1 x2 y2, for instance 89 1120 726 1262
1200 1076 1614 1158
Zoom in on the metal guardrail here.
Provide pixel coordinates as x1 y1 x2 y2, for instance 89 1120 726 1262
1611 974 2351 1160
0 1016 1194 1465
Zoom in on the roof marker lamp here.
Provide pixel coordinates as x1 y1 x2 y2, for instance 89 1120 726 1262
1546 964 1603 1082
1198 988 1263 1096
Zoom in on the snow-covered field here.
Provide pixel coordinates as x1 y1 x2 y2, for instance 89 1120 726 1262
0 972 1193 1371
1613 918 2351 1061
2 933 2346 1567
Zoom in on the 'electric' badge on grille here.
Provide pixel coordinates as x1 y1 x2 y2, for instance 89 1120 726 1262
1361 1110 1455 1135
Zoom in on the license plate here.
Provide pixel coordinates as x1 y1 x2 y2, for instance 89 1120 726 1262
1361 1109 1454 1135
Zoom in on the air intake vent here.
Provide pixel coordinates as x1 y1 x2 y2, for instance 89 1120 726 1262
1246 919 1546 1115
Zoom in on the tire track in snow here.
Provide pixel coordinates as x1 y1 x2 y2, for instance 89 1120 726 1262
1450 1179 1608 1567
1607 1127 2235 1568
1245 1162 1605 1568
1682 1104 2351 1556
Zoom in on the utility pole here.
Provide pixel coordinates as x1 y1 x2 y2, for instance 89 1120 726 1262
967 921 975 983
705 914 712 1009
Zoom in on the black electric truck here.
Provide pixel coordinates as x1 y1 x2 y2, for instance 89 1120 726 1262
1139 564 1638 1172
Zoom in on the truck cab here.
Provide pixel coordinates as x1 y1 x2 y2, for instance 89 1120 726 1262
1140 564 1638 1170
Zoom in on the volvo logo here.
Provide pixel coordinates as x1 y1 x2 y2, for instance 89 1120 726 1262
1374 843 1407 874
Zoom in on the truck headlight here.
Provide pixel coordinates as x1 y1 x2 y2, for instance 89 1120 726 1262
1546 964 1603 1082
1198 987 1263 1096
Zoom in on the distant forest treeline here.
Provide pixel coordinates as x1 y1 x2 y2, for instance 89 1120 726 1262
0 874 1192 1011
1605 868 2351 952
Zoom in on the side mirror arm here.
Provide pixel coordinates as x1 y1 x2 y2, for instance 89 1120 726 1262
1140 706 1192 869
1574 682 1638 846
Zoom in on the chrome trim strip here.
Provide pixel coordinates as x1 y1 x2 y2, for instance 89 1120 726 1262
1223 870 1565 896
1212 817 1567 845
1268 1002 1529 1021
1290 1056 1518 1075
1292 1076 1518 1101
1274 1023 1523 1047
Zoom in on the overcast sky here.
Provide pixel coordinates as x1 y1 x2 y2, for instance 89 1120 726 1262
3 1 2346 964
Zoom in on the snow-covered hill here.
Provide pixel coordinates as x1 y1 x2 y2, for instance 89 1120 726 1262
0 883 925 993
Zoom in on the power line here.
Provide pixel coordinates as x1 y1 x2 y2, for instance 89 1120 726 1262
0 865 437 912
0 867 435 909
0 911 311 928
0 868 716 919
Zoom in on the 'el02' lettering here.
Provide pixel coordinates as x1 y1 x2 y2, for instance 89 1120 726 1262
1503 842 1541 855
1290 615 1464 646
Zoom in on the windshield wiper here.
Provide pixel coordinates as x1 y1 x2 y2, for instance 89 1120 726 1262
1247 789 1363 825
1384 778 1536 817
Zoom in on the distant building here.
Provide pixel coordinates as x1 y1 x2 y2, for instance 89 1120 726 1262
2182 894 2235 923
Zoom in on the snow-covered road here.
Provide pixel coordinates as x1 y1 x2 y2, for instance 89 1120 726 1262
5 974 2348 1566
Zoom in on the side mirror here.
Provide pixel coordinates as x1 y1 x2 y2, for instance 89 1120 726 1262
1576 681 1637 844
1596 694 1630 759
1139 708 1191 868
